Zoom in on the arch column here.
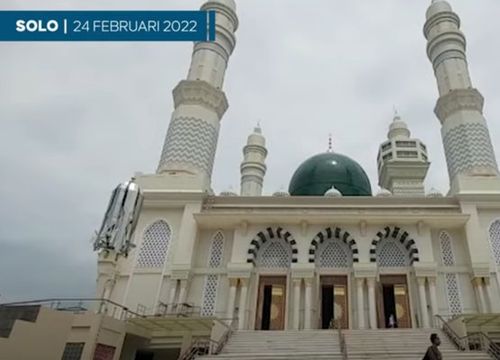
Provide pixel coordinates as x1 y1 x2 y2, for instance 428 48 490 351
367 277 377 329
417 277 430 328
428 277 439 326
238 278 249 330
304 278 313 330
356 278 366 329
226 278 238 319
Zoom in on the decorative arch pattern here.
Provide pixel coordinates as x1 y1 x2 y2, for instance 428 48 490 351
201 231 225 317
439 231 456 266
488 220 500 266
309 227 359 264
136 220 171 268
370 226 419 265
247 227 298 265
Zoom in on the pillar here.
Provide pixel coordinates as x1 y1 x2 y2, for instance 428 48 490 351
226 278 238 319
168 279 178 312
238 279 248 330
356 278 366 329
428 277 439 327
304 278 313 330
484 278 496 312
473 277 487 313
178 280 188 304
293 279 301 330
367 278 377 329
418 277 430 328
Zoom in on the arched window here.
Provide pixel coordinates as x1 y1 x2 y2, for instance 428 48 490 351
136 220 171 268
489 220 500 266
439 231 463 315
317 240 352 268
257 239 292 268
201 231 225 316
377 238 409 267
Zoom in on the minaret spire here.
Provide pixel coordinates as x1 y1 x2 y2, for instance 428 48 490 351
327 134 333 153
156 0 239 190
240 124 268 196
424 0 500 193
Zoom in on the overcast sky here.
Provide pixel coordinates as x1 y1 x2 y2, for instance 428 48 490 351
1 0 499 302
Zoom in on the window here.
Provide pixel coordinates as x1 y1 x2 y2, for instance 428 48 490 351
257 239 292 268
317 240 352 268
377 238 409 267
395 141 417 148
396 151 418 158
439 231 456 266
201 231 225 316
136 220 171 268
489 220 500 266
61 343 84 360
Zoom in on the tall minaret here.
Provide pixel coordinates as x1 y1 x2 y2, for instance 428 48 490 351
377 113 430 196
157 0 238 190
424 0 500 194
240 125 268 196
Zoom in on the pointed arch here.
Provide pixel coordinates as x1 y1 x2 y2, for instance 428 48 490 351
246 227 298 266
309 227 359 266
370 226 419 265
136 220 171 268
439 231 456 266
488 219 500 266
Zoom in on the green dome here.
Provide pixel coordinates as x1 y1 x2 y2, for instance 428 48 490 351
289 152 372 196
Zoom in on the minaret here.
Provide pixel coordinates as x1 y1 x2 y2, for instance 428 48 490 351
424 0 500 194
157 0 238 190
377 113 430 196
240 125 268 196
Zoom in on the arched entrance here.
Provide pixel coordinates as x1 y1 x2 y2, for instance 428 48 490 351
371 227 419 329
248 227 296 330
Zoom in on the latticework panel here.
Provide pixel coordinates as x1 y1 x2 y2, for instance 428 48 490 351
377 238 409 267
445 273 463 315
439 231 456 266
489 220 500 266
317 240 352 268
136 220 171 268
61 343 84 360
201 274 219 316
257 239 292 268
208 231 224 268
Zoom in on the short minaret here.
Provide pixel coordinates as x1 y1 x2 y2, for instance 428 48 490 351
377 113 430 196
157 0 239 190
240 125 267 196
424 0 500 194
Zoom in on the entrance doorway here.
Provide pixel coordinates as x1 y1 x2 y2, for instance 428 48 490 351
320 276 348 329
256 276 286 330
377 275 411 328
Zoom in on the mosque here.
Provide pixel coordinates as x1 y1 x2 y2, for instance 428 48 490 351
3 0 500 359
98 0 500 334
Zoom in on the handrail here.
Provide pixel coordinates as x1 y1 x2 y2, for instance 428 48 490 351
212 317 238 355
435 315 466 351
464 332 500 359
435 314 500 359
0 298 145 319
331 319 348 360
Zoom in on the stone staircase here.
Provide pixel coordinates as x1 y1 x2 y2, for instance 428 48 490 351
199 328 493 360
344 328 492 359
200 330 343 359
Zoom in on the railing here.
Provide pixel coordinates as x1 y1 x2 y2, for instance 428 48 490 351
435 315 500 359
177 317 237 360
331 319 348 360
0 298 145 320
465 332 500 359
435 315 465 350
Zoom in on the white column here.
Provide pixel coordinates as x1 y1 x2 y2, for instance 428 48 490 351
356 278 366 329
178 280 188 303
226 278 238 319
485 278 496 312
473 278 487 313
304 278 313 330
367 278 377 329
238 279 248 330
293 279 301 330
418 277 430 328
428 277 439 327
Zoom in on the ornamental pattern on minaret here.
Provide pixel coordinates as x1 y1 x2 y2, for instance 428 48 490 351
424 0 499 188
157 0 238 188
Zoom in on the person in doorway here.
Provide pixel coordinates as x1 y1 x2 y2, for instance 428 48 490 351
423 333 442 360
388 314 396 328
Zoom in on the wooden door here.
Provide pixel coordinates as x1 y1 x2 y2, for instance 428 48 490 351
320 276 348 329
255 276 286 330
394 284 411 329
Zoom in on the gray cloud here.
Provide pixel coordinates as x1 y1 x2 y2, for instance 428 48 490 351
1 0 500 301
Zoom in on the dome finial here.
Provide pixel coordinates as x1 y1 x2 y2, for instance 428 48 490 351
327 133 333 153
393 105 401 121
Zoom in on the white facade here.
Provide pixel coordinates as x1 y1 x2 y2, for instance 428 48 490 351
96 0 500 334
